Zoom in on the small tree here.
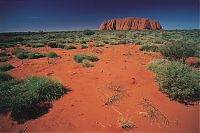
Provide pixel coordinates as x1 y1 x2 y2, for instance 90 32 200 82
159 41 199 62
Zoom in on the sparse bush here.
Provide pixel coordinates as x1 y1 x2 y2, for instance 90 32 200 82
80 44 88 49
28 42 45 48
47 42 65 48
0 72 13 81
13 48 45 59
47 52 58 58
93 41 105 47
47 42 57 48
81 59 94 67
0 64 14 71
83 30 95 35
118 117 134 130
73 53 99 63
140 44 159 52
0 52 7 57
148 59 200 102
79 40 87 44
0 57 8 62
159 41 199 62
64 45 77 50
56 43 65 48
0 76 68 122
118 40 127 44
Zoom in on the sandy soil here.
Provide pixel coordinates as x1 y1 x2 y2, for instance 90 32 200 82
0 44 199 132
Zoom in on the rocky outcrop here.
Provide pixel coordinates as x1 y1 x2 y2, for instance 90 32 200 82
99 17 162 30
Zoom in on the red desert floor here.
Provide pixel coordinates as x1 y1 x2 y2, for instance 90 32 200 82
0 44 199 132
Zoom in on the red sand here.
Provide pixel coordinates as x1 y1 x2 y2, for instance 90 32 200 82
0 44 199 132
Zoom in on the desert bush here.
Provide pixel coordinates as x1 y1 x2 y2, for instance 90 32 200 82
118 40 127 44
73 53 99 63
80 44 88 49
159 41 199 62
47 52 58 58
118 117 134 130
0 52 7 57
148 59 200 102
93 41 105 47
64 45 77 50
47 42 65 48
0 57 8 62
47 42 57 48
140 44 159 52
79 40 87 44
81 59 94 67
13 48 45 59
83 30 95 35
27 42 45 48
0 64 14 71
0 76 68 122
0 72 13 81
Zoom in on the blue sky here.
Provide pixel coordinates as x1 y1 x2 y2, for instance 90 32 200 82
0 0 199 32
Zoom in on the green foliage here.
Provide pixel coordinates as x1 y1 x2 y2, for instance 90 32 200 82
12 48 45 59
81 59 94 67
159 41 199 62
93 41 105 47
64 45 77 50
73 53 99 63
148 59 200 102
0 72 13 81
47 52 58 58
140 44 159 52
80 44 88 49
0 76 68 122
0 64 14 71
0 52 8 57
0 57 8 62
27 42 45 48
83 30 95 35
47 42 65 48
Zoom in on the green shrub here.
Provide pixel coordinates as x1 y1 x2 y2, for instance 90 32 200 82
80 44 88 49
13 48 45 59
83 30 95 35
0 64 14 71
81 59 94 67
28 43 45 48
118 40 127 44
0 76 68 122
47 42 64 48
56 43 65 48
0 52 7 57
140 44 159 52
0 72 13 82
64 45 77 50
47 52 58 58
148 59 200 102
93 41 105 47
27 52 45 59
0 57 8 62
80 40 87 44
73 53 99 63
159 41 199 62
47 42 57 48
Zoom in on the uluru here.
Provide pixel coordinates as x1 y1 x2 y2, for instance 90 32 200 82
99 17 162 30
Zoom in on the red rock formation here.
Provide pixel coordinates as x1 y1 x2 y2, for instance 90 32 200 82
99 17 162 30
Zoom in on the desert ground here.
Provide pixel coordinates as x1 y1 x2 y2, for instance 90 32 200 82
0 30 199 132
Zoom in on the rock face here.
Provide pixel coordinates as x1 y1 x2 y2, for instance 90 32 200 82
99 17 162 30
